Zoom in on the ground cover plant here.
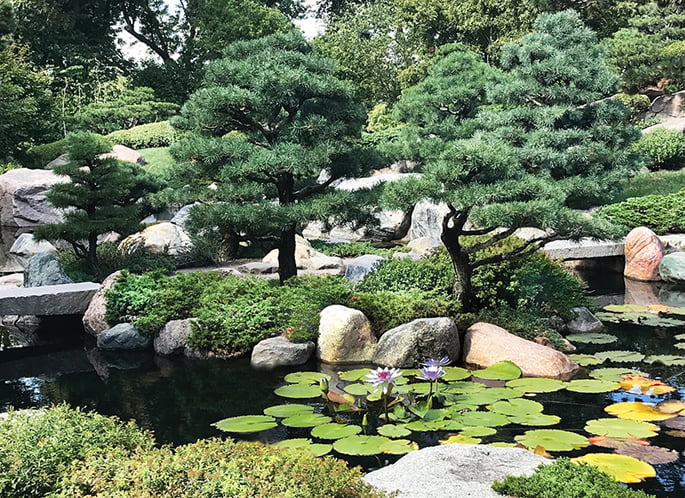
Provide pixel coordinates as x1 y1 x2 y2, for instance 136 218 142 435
598 189 685 234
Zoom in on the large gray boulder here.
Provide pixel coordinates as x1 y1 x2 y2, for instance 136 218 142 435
154 318 194 356
23 252 73 287
372 318 460 368
318 305 377 364
659 252 685 285
344 254 385 284
565 307 602 334
83 271 122 336
409 200 450 241
250 335 315 368
0 169 66 228
118 222 192 256
170 203 199 229
363 444 551 498
9 233 57 268
97 323 151 350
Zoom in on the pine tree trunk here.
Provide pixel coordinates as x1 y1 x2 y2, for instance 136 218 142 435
441 215 474 310
86 233 99 279
278 226 297 283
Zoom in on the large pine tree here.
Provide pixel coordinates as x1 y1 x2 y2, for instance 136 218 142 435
384 10 644 309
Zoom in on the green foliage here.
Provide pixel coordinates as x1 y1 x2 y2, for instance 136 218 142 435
612 168 685 203
0 405 155 498
599 190 685 234
632 129 685 170
137 147 177 176
614 93 651 124
492 457 654 498
105 121 182 149
309 240 408 258
23 139 67 169
104 270 168 325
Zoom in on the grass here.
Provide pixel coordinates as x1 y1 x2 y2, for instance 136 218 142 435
138 147 176 176
609 167 685 204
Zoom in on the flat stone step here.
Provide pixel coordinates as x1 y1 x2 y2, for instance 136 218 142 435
543 238 624 260
0 282 100 316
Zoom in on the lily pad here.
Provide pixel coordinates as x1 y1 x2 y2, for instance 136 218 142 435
460 426 497 437
637 316 685 328
619 376 675 395
274 383 322 399
378 438 419 454
572 454 656 483
566 333 617 344
594 351 645 363
515 429 590 452
674 342 685 350
284 371 330 384
272 438 332 457
455 411 510 427
440 434 481 445
344 383 372 395
442 367 471 381
655 400 685 415
615 444 680 464
214 415 277 433
377 424 412 438
505 378 566 393
489 398 544 416
643 355 685 366
604 304 652 313
490 442 517 448
333 435 389 456
446 381 487 394
675 333 685 341
565 379 620 393
311 423 361 440
588 435 650 449
281 413 332 428
507 413 561 426
406 419 463 432
263 404 314 418
584 418 659 439
589 368 645 382
605 402 677 421
472 361 522 381
339 368 371 381
568 354 604 366
662 416 685 430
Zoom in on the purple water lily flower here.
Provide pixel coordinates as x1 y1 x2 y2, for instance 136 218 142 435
421 357 450 368
419 365 446 381
365 367 403 387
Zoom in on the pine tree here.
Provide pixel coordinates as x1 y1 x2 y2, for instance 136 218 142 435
384 11 644 309
169 31 375 282
34 132 160 276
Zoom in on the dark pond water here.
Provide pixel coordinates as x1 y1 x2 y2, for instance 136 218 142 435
2 266 685 496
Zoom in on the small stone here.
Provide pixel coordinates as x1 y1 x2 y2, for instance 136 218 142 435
407 237 441 256
97 323 151 350
237 262 278 274
250 335 315 368
565 307 602 334
624 227 664 281
318 305 377 364
118 222 192 256
308 255 345 271
154 319 194 356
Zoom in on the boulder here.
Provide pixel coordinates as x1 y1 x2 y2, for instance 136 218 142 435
308 255 345 272
543 238 624 259
661 234 685 252
23 252 73 287
318 305 377 364
250 335 315 368
659 252 685 285
97 323 151 350
372 318 460 368
83 271 122 336
344 254 385 284
0 168 66 228
100 144 146 165
154 318 194 356
46 153 69 169
237 261 278 274
262 235 327 268
363 444 551 498
407 236 441 256
565 307 602 334
658 284 685 307
118 222 192 256
170 203 199 229
642 117 685 134
463 322 580 380
0 273 23 289
624 278 660 305
645 89 685 119
409 200 449 241
624 227 664 281
9 233 56 268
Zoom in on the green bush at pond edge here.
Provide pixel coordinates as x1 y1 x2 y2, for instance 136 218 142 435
598 189 685 234
0 405 385 498
492 458 654 498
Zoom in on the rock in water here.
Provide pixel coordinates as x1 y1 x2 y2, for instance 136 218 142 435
250 335 315 368
83 271 122 336
317 305 377 364
97 323 151 350
624 227 664 281
659 252 685 285
154 318 195 356
372 318 460 368
565 307 602 334
463 322 580 380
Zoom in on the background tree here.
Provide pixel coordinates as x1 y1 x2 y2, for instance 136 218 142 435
383 10 644 309
167 31 375 282
34 132 160 277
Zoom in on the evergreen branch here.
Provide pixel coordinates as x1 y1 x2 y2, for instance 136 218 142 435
461 225 499 236
464 226 518 255
471 234 564 268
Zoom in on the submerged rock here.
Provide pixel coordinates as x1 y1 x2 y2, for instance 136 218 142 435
97 323 151 350
250 335 315 368
565 307 602 334
624 227 664 281
317 305 376 364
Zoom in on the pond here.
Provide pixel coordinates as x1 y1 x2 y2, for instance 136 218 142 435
2 268 685 497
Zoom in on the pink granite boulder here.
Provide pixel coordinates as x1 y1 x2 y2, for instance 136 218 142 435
624 227 664 281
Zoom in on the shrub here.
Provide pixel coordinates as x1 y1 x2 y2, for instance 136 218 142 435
104 270 168 324
632 129 685 170
0 405 155 498
106 121 182 149
599 190 685 234
23 138 67 168
492 457 654 498
309 240 408 258
614 93 650 124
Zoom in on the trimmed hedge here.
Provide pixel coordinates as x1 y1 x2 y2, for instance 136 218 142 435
105 121 182 149
632 129 685 170
599 189 685 234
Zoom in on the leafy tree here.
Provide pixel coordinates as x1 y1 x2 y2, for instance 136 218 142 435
534 0 640 39
34 132 160 276
168 31 375 282
383 11 644 308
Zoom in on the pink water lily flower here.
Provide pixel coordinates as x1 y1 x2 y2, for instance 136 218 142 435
365 367 403 387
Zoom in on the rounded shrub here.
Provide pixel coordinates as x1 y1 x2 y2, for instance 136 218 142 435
632 129 685 170
599 189 685 234
105 121 182 149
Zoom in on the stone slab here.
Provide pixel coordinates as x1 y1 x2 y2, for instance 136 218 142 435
0 282 100 315
542 238 624 260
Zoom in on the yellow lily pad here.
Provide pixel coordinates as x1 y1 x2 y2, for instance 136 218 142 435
440 434 481 445
605 402 678 421
572 454 656 483
618 375 675 395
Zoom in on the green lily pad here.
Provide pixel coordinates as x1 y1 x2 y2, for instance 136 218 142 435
263 404 314 418
440 434 481 445
377 424 412 438
455 411 510 427
378 438 418 454
460 426 497 437
604 304 651 313
214 415 277 433
568 354 604 366
566 379 620 393
406 419 460 432
675 334 685 341
643 355 685 366
339 368 371 381
333 435 389 456
311 423 361 440
566 333 617 344
594 351 646 363
472 361 522 381
448 388 523 406
515 429 590 452
442 367 471 381
589 368 645 382
507 413 561 426
505 378 566 393
344 383 372 395
272 438 332 457
274 383 323 399
585 418 659 439
638 316 685 328
489 398 544 416
284 371 331 384
281 413 331 428
446 381 487 394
